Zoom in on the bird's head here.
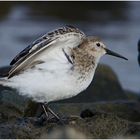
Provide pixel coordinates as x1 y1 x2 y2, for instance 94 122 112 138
85 37 128 61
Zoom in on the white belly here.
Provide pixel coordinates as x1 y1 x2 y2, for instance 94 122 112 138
6 64 94 103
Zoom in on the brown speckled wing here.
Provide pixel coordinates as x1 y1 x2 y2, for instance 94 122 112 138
8 25 85 78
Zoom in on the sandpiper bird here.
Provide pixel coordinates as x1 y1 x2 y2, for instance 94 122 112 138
138 39 140 66
0 25 128 120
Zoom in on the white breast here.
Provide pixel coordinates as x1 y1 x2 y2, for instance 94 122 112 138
6 61 95 103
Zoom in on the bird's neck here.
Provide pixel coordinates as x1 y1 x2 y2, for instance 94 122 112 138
71 47 97 75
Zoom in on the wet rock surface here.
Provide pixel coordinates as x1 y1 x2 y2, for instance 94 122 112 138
1 105 140 139
0 64 140 138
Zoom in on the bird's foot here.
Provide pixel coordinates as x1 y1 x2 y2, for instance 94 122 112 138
34 113 65 126
41 103 65 125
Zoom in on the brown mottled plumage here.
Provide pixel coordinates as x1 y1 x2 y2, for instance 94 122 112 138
71 39 96 75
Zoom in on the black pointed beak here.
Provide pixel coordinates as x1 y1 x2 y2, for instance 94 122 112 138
105 48 128 60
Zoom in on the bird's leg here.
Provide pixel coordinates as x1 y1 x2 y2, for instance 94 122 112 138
36 103 64 125
41 104 49 119
43 102 60 121
43 103 65 125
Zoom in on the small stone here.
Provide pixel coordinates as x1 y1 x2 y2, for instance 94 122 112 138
80 109 95 118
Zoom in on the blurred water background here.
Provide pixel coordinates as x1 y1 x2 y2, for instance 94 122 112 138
0 1 139 93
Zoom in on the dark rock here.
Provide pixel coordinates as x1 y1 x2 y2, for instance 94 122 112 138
23 101 40 117
50 101 140 122
0 89 30 116
0 110 140 139
125 90 140 101
1 97 140 138
80 109 95 118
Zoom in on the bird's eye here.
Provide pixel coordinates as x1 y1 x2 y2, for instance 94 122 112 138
96 43 100 47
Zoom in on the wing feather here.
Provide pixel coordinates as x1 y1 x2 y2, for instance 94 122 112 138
8 25 86 78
